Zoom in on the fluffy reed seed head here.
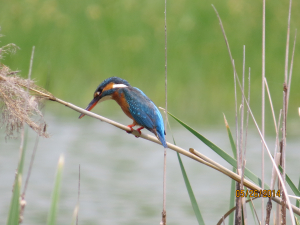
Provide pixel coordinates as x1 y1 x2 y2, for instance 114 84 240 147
0 44 49 139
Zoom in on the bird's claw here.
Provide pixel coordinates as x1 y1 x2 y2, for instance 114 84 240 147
126 125 142 138
126 125 134 134
136 127 144 136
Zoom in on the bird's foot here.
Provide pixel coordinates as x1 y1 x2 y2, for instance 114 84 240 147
136 126 144 135
126 125 134 133
126 125 144 138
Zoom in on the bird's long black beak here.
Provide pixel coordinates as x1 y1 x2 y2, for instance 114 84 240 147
79 95 101 119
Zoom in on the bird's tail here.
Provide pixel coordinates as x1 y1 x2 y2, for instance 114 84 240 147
156 130 167 148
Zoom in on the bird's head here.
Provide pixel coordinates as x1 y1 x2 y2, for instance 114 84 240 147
79 77 130 119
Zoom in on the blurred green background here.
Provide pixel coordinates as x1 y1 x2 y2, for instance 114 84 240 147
0 0 299 127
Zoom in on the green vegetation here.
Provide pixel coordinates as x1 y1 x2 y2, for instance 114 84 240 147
47 155 64 225
170 111 300 224
177 152 205 225
1 0 299 125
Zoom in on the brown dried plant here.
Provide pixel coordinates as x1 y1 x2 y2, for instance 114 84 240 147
0 44 49 139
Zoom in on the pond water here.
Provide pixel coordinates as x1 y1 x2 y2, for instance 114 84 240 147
1 113 300 224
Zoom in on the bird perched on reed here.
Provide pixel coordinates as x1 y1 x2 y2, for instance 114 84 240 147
79 77 167 148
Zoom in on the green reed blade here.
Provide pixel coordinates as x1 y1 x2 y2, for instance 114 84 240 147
168 112 265 188
177 152 205 225
7 175 21 225
297 178 300 208
7 128 28 225
47 155 65 225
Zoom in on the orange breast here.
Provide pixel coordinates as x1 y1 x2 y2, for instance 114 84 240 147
112 91 134 121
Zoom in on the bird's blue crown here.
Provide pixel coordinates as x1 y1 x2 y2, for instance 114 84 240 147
98 77 131 89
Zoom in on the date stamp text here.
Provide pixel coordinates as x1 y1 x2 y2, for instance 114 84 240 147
236 189 281 198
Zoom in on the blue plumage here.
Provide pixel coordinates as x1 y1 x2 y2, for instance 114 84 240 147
120 87 167 148
79 77 167 148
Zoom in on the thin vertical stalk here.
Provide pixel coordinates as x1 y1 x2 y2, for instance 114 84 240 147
22 135 39 195
244 68 250 160
19 46 36 222
271 111 282 189
243 67 251 170
76 164 80 225
233 61 241 225
269 107 282 225
234 61 239 169
282 0 293 222
261 0 266 222
240 46 247 225
276 180 281 225
242 68 251 225
27 46 35 81
161 0 167 224
265 199 272 225
235 177 241 225
241 161 248 225
240 46 245 170
284 0 292 85
287 30 297 114
282 94 287 225
22 47 37 192
264 76 281 224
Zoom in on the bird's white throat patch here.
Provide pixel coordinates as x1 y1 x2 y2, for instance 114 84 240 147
113 84 128 88
99 95 112 103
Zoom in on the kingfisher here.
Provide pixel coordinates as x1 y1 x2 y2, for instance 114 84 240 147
79 77 167 148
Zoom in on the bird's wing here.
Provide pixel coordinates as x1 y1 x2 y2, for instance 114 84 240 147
132 88 165 133
124 87 167 147
132 87 150 100
122 87 157 130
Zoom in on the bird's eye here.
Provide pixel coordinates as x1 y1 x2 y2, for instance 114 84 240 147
94 91 100 98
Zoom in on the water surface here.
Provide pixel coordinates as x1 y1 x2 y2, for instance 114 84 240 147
1 114 300 224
